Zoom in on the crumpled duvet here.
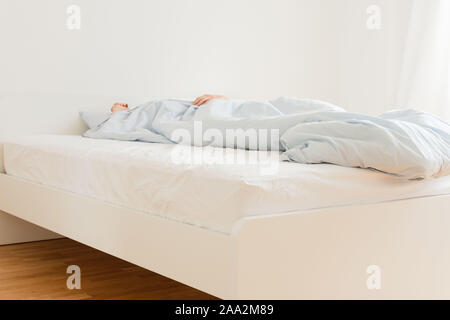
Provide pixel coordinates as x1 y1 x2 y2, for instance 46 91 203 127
83 97 450 179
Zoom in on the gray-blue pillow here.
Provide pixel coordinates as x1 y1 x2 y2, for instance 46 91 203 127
79 111 111 129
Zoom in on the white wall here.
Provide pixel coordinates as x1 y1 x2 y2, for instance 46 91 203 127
333 0 413 114
0 0 416 114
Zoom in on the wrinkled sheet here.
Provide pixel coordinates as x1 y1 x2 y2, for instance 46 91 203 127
84 97 450 179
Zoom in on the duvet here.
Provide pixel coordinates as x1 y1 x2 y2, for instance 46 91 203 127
83 97 450 179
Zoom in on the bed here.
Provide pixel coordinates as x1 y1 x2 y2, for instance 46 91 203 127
1 94 450 299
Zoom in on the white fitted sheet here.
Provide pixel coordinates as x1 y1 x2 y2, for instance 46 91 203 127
4 135 450 234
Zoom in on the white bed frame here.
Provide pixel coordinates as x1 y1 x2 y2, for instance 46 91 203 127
1 94 450 299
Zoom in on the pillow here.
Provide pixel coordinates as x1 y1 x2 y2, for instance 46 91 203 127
79 111 111 129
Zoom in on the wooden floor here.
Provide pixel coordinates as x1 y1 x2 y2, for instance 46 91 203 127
0 238 216 300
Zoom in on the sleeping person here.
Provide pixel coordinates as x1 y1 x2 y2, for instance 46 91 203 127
110 94 230 113
82 94 450 179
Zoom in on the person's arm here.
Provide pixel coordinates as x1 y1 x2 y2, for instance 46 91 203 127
192 94 229 106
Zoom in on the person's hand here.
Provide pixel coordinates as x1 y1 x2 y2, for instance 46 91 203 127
192 94 230 106
111 103 129 113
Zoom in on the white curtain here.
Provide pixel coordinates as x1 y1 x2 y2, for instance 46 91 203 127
396 0 450 120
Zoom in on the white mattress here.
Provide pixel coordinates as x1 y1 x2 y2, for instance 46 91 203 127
4 135 450 234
